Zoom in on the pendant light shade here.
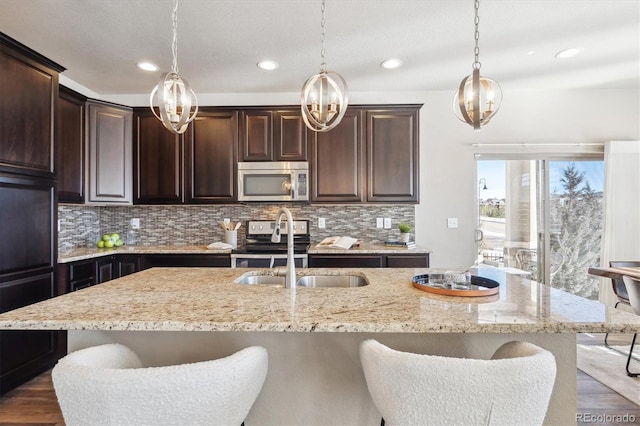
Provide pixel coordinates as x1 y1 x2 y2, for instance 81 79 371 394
149 0 198 134
454 68 501 131
454 0 501 131
301 0 348 132
301 69 348 132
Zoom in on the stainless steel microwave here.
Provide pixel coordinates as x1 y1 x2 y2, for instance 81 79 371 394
238 161 309 202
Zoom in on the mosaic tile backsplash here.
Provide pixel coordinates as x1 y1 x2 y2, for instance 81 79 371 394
58 204 415 251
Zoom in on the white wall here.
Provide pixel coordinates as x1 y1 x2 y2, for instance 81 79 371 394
101 88 640 269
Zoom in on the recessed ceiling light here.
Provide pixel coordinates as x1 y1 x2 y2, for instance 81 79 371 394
257 60 279 71
527 50 535 56
555 47 583 59
137 61 159 72
380 58 403 69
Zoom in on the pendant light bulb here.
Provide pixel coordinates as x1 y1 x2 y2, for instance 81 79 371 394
149 0 198 134
301 0 349 132
454 0 501 131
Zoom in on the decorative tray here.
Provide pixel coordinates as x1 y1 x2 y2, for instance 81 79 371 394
411 274 500 297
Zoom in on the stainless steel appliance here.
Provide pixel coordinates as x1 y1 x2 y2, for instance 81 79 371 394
231 219 310 268
237 161 309 202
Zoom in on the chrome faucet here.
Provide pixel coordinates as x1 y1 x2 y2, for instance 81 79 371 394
271 207 296 288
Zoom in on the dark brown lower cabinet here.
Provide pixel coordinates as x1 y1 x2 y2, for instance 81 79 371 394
0 173 64 396
58 254 231 293
309 253 429 268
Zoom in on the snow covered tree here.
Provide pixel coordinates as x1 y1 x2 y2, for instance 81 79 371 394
549 163 602 299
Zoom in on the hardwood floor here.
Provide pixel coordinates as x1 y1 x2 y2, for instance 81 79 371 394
0 334 637 425
0 370 63 426
577 333 640 425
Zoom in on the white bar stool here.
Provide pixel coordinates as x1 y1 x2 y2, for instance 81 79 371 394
52 343 268 425
360 339 556 426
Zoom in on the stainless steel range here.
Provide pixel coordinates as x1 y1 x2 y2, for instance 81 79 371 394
230 220 310 268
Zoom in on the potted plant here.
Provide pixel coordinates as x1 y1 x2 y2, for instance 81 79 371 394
398 223 412 242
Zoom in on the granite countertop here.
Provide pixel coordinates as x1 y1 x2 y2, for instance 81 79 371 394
58 245 232 263
59 243 432 263
308 243 432 254
0 267 638 334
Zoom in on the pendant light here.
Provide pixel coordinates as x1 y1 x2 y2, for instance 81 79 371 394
149 0 198 134
454 0 501 131
301 0 348 132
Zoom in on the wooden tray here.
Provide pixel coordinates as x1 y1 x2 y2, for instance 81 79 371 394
412 274 500 297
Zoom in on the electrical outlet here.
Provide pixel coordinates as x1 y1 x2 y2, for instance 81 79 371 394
131 218 140 229
376 218 383 228
223 218 230 225
447 217 458 228
318 217 326 229
383 218 392 229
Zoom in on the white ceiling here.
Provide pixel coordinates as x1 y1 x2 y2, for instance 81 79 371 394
1 0 638 96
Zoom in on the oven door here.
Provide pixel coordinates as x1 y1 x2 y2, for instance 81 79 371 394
230 253 308 268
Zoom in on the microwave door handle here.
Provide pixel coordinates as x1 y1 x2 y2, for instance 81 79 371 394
282 177 295 200
291 176 296 200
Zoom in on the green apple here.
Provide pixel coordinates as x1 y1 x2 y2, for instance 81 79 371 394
97 240 105 248
102 234 111 241
115 239 123 247
111 233 120 241
104 239 114 248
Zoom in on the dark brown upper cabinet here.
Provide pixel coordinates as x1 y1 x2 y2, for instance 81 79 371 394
240 109 273 161
240 108 308 162
273 108 308 161
133 109 182 204
0 34 64 178
366 106 420 203
184 109 238 203
310 108 364 203
85 101 132 204
56 86 86 203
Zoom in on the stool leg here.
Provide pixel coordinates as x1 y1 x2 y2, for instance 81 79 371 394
380 418 385 426
625 333 639 377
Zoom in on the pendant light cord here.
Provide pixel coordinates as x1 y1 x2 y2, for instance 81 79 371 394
172 0 179 74
320 0 327 72
473 0 481 70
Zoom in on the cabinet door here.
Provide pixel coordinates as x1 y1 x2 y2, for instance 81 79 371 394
0 272 65 395
240 110 273 161
308 255 382 268
86 101 133 204
310 109 364 202
116 255 142 277
56 86 86 203
0 36 61 177
0 174 54 276
366 107 420 203
185 110 238 203
96 258 114 284
133 110 182 204
385 254 429 268
274 109 308 161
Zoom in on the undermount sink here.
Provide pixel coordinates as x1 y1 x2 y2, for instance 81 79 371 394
234 274 368 288
234 275 286 286
295 275 368 288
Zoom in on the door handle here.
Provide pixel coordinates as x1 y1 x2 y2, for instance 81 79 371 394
474 229 484 242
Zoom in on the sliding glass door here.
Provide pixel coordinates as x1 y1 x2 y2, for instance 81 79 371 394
477 158 603 299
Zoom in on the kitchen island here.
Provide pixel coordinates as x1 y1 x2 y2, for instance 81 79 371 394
1 267 638 425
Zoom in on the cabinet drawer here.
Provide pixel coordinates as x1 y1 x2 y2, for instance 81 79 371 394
308 255 383 268
385 254 429 268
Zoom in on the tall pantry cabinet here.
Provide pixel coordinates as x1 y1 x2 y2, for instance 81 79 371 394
0 33 66 395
